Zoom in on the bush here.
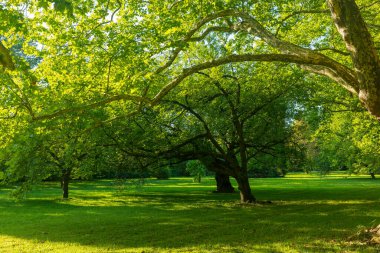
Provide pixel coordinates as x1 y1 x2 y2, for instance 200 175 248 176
248 167 285 178
152 167 171 180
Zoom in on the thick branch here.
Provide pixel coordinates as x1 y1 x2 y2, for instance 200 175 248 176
300 65 358 94
156 9 359 96
230 11 359 89
152 53 358 104
328 1 380 83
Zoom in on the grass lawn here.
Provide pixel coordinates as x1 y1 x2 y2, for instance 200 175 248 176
0 174 379 252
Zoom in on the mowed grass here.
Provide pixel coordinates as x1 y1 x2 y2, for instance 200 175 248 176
0 174 380 253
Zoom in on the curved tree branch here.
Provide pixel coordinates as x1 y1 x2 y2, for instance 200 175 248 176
152 53 359 105
155 9 359 96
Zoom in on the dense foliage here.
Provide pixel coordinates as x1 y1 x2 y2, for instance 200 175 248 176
0 0 379 202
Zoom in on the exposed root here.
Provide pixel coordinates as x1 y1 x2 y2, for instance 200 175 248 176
348 224 380 245
238 200 273 206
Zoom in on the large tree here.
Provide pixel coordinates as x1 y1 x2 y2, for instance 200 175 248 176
0 0 379 201
0 115 106 199
99 63 300 203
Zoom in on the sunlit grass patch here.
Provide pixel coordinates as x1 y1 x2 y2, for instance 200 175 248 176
285 171 373 179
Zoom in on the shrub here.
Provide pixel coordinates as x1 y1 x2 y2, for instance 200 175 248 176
152 167 171 180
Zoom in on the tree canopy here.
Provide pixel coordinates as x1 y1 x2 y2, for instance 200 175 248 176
0 0 379 202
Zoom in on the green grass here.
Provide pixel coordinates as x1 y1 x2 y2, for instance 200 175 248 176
1 175 380 252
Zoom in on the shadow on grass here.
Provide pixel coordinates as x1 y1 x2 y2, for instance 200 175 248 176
0 179 379 252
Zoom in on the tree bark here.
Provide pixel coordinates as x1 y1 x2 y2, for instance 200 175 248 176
234 175 256 203
327 0 380 119
370 172 376 179
201 158 235 193
61 170 71 199
214 172 235 193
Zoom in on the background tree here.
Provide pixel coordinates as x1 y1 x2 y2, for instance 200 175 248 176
286 74 380 177
186 160 206 183
0 116 105 198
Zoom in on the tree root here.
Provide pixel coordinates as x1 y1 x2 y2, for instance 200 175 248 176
238 200 273 206
348 224 380 245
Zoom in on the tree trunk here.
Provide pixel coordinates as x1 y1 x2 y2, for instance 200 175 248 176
194 174 201 183
370 172 376 179
61 171 70 199
214 172 234 193
234 175 256 203
327 0 380 119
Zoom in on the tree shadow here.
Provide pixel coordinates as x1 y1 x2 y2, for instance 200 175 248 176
0 191 379 252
